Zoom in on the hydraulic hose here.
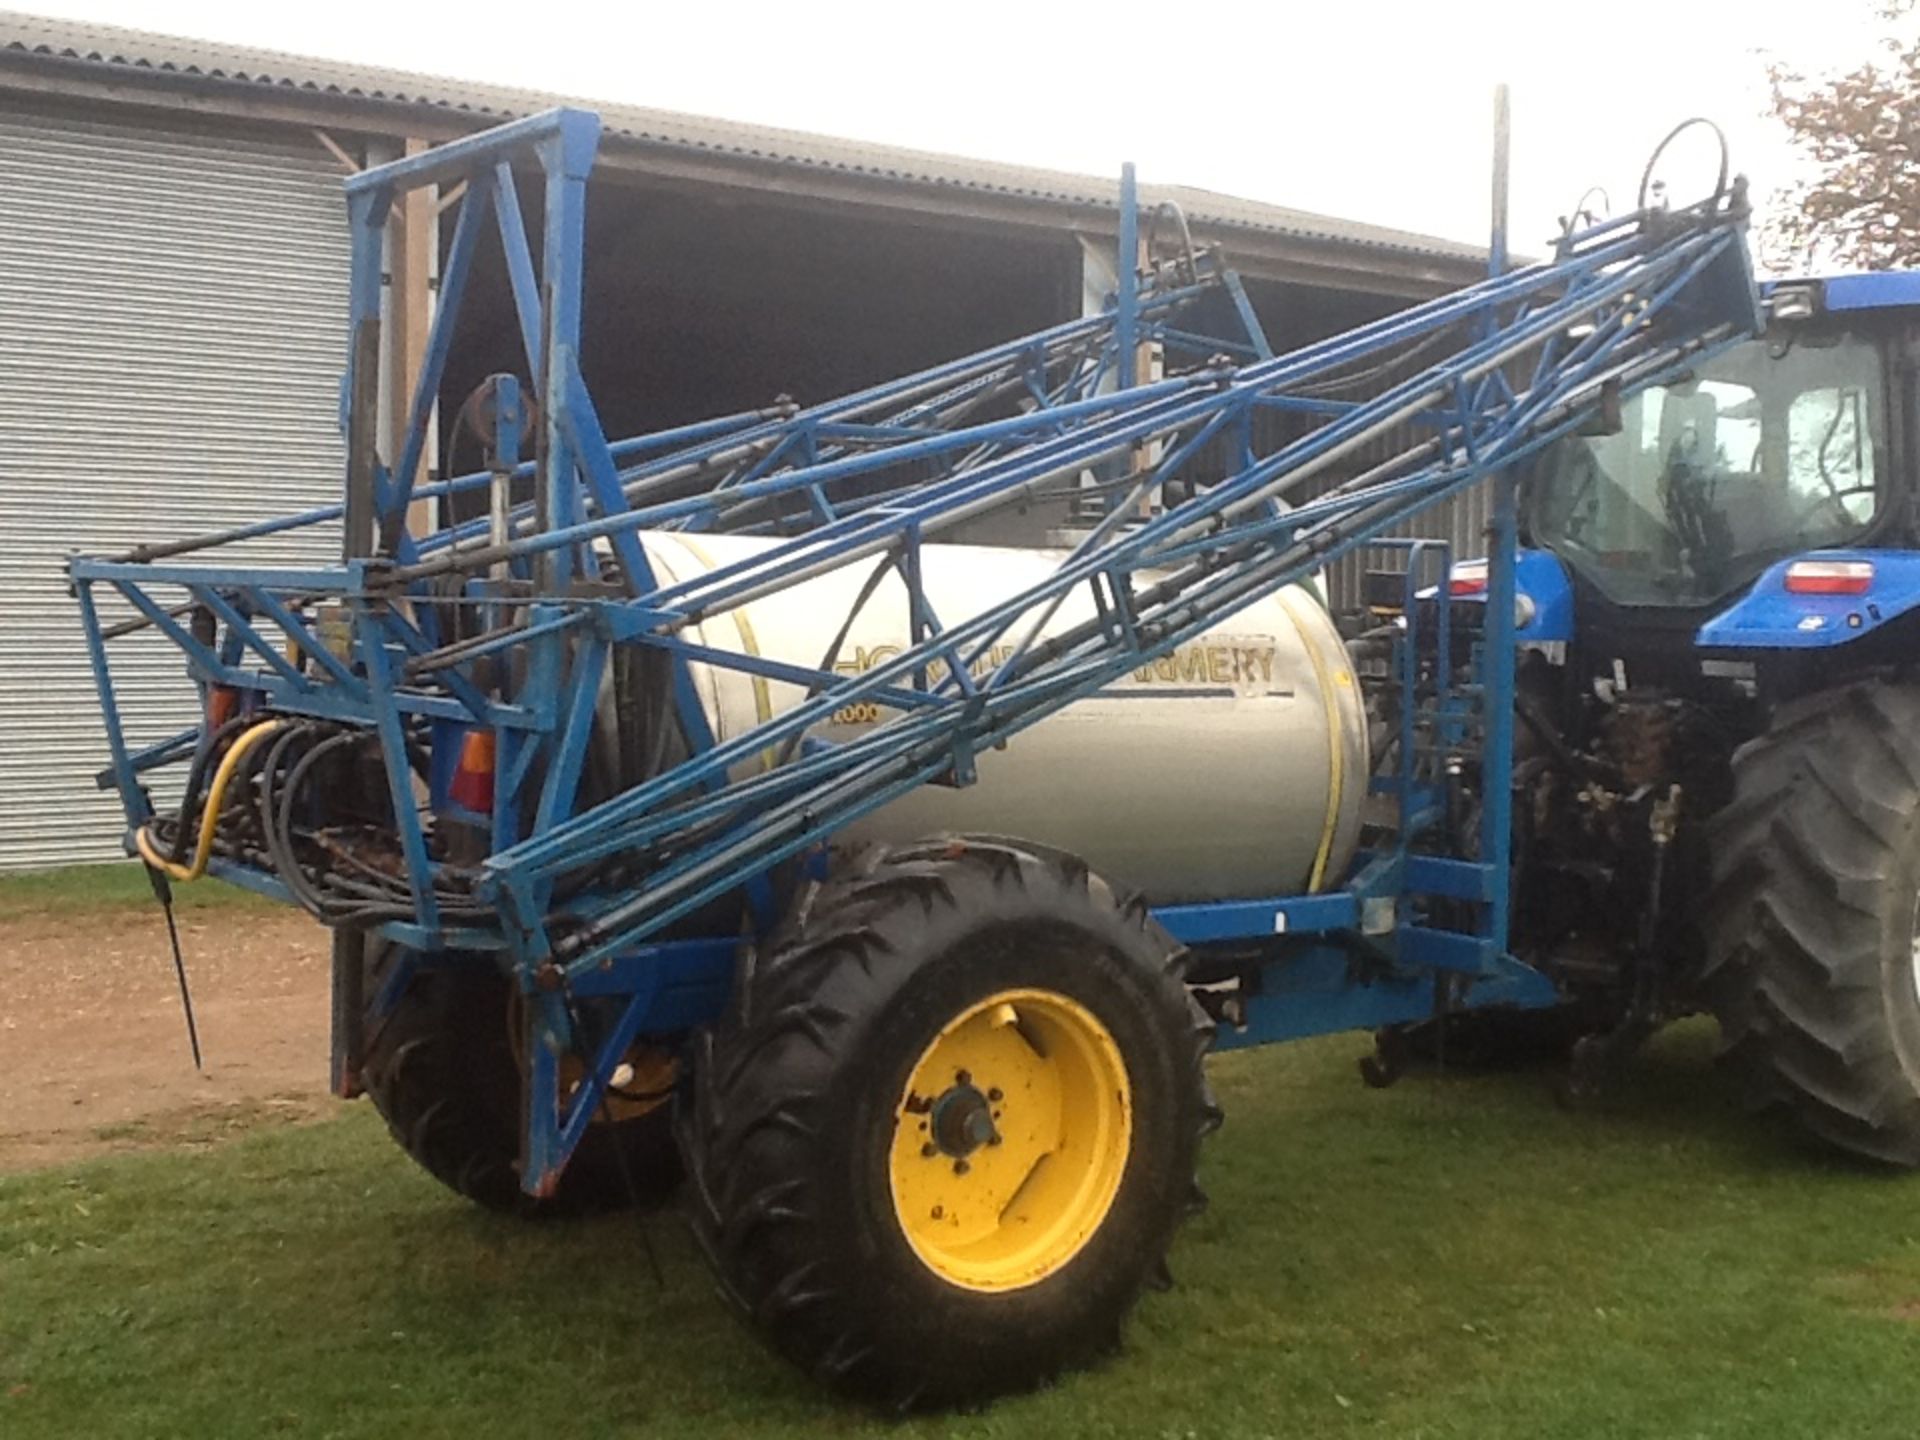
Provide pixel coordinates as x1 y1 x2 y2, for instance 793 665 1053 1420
166 714 250 864
136 718 290 882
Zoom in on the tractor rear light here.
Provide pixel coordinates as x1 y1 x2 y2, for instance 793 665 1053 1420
450 730 496 813
1448 561 1489 596
1784 560 1873 595
1769 284 1820 321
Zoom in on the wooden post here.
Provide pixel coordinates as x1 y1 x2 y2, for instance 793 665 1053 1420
1131 225 1162 505
389 137 436 537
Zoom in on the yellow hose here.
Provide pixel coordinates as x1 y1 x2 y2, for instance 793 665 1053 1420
135 718 289 882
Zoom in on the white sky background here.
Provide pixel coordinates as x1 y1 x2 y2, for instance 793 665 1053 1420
15 0 1904 263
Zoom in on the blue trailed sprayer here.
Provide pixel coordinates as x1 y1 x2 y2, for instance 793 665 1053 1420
72 103 1918 1406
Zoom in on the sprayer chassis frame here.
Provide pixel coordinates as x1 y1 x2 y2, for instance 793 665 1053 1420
71 108 1760 1194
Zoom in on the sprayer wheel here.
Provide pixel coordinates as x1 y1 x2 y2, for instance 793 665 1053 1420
678 837 1220 1407
360 940 681 1215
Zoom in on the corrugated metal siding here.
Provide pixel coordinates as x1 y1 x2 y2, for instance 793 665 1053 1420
1239 409 1485 616
1317 445 1490 615
0 103 347 869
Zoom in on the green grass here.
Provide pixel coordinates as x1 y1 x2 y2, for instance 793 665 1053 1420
6 1024 1920 1438
0 861 274 919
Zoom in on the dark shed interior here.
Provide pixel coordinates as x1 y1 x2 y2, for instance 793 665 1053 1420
433 173 1414 558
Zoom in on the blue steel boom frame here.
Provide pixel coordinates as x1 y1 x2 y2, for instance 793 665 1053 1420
70 108 1761 1194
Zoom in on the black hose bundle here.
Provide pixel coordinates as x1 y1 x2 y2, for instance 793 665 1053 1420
163 714 252 864
154 715 495 927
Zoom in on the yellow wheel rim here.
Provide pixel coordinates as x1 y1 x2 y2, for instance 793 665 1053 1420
888 987 1132 1293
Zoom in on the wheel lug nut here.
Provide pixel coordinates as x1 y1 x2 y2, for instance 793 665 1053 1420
988 1134 1002 1146
956 1070 971 1086
921 1142 938 1158
987 1087 1003 1102
954 1160 970 1176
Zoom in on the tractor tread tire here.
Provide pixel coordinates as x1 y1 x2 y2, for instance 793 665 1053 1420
1704 678 1920 1166
677 837 1219 1408
360 943 679 1216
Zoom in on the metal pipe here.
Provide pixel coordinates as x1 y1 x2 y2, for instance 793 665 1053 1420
1490 83 1511 282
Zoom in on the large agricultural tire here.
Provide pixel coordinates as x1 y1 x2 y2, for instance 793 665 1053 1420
1704 679 1920 1166
360 940 682 1215
678 837 1220 1408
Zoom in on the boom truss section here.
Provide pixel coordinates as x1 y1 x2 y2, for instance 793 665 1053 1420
71 106 1759 1008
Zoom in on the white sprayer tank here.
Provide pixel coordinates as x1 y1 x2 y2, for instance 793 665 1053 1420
637 531 1368 905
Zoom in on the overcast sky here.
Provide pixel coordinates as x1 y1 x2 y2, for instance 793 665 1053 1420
15 0 1901 261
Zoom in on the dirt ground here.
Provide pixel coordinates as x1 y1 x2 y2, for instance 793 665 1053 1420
0 903 337 1171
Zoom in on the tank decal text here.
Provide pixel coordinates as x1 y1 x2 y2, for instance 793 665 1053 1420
826 634 1285 724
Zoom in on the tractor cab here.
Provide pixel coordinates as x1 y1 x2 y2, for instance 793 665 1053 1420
1516 272 1920 690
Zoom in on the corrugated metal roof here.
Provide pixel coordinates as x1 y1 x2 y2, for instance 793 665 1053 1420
0 9 1487 266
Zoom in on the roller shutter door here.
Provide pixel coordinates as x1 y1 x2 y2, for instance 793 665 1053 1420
0 104 348 868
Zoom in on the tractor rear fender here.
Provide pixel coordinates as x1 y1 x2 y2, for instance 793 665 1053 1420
1438 546 1577 646
1697 549 1920 651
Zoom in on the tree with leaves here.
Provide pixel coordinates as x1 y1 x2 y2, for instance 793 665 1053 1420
1767 1 1920 270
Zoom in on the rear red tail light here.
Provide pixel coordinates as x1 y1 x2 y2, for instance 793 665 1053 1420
1784 560 1873 596
1448 561 1489 596
450 730 496 813
206 684 239 731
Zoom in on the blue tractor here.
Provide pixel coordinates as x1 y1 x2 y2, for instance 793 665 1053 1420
1428 270 1920 1161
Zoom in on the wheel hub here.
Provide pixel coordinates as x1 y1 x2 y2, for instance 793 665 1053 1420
929 1082 999 1157
888 988 1132 1293
1909 895 1920 999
